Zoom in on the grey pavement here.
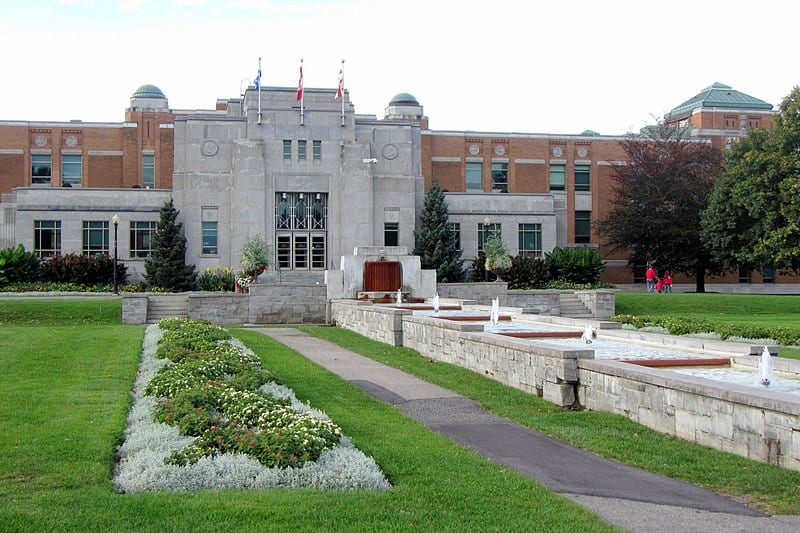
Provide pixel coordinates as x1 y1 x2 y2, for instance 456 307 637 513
257 327 800 532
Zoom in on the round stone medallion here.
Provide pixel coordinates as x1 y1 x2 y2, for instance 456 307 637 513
577 147 588 158
34 135 47 147
65 135 78 147
382 143 398 160
201 140 219 156
552 146 563 157
468 144 479 155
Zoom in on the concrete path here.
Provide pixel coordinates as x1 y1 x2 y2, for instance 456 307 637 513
257 328 800 532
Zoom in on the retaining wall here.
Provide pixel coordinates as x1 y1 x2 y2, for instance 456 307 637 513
328 299 410 346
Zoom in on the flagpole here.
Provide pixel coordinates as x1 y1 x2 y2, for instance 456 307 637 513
257 56 262 124
299 58 304 126
340 59 345 127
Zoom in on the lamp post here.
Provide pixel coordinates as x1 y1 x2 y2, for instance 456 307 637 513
112 214 120 295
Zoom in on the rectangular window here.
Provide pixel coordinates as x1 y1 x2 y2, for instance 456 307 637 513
82 220 109 256
574 164 590 191
142 153 155 188
478 222 501 251
448 222 461 252
130 221 156 258
62 154 82 186
549 163 565 190
34 220 61 257
201 221 218 255
575 210 591 243
313 140 321 161
31 154 52 185
277 235 291 269
293 235 308 269
491 162 508 192
311 235 326 269
283 140 292 160
518 223 542 258
298 140 307 160
384 222 399 246
762 266 775 283
465 162 482 191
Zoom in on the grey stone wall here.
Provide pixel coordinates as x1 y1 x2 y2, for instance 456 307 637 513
577 359 800 471
506 290 561 315
188 295 248 324
574 289 616 318
249 282 327 324
329 299 409 346
435 282 509 305
122 295 148 324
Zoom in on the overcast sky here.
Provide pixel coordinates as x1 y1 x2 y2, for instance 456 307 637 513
1 0 797 135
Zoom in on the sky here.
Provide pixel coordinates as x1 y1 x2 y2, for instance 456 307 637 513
1 0 797 135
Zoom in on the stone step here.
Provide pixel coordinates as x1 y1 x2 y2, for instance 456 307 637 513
146 296 190 323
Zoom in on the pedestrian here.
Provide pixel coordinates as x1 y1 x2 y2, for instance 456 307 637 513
662 271 673 293
655 277 663 293
645 263 656 293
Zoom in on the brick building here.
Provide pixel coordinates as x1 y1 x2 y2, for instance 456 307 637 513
0 82 795 290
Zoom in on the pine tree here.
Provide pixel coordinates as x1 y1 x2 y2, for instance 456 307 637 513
144 199 197 291
414 181 465 282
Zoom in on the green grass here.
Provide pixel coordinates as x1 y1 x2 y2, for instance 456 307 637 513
299 325 800 515
0 311 614 531
0 298 121 325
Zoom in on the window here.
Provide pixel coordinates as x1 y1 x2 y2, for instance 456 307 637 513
202 222 218 254
283 140 292 160
31 154 52 185
465 162 482 191
549 164 565 190
298 140 307 160
34 220 61 257
313 140 321 161
130 221 156 258
762 266 775 283
491 162 508 192
62 154 82 186
276 192 327 270
575 211 591 243
82 221 109 256
311 235 326 268
738 268 752 284
518 223 542 257
574 164 590 191
142 153 155 188
478 223 501 251
448 222 461 252
384 222 399 246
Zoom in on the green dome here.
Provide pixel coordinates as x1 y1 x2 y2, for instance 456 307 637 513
132 84 166 99
389 92 419 106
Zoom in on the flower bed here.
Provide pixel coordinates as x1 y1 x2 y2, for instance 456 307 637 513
113 318 391 492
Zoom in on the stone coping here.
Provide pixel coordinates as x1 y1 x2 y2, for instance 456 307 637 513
579 358 800 413
600 328 776 357
732 354 800 375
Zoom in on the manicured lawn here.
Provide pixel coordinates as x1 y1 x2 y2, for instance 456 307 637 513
0 306 614 532
615 292 800 359
300 325 800 515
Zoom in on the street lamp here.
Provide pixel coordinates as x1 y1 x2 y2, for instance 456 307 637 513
112 214 120 295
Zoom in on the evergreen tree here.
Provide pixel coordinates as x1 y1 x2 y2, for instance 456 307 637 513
144 199 197 291
414 181 465 283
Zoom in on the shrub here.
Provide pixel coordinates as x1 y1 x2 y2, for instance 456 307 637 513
468 253 496 282
483 237 512 280
0 244 41 284
40 253 127 286
545 246 605 284
504 255 549 289
198 266 235 292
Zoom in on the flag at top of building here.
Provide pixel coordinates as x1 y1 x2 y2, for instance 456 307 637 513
335 59 344 99
296 59 304 102
254 57 262 91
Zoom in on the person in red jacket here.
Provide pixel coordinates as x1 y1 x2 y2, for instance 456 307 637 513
645 264 656 293
662 271 673 293
655 277 663 293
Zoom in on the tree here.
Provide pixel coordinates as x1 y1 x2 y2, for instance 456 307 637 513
144 199 197 291
702 86 800 273
414 181 465 283
596 123 725 292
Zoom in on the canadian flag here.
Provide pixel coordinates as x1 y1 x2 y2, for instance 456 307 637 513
335 62 344 99
296 60 304 102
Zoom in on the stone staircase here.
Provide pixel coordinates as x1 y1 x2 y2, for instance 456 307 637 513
146 295 190 323
559 293 593 319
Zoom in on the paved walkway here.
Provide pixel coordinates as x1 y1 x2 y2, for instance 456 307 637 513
256 328 800 532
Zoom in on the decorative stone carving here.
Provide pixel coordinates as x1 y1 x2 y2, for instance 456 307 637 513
201 140 219 156
65 135 78 147
552 146 563 157
34 135 46 147
382 143 398 160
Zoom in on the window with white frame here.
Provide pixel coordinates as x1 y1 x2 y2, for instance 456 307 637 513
142 153 155 188
477 222 501 252
201 206 219 255
465 162 482 191
518 223 542 257
312 140 321 161
129 221 156 258
549 163 565 191
34 220 61 257
298 140 307 160
491 162 508 192
82 221 109 256
31 153 52 185
62 154 82 186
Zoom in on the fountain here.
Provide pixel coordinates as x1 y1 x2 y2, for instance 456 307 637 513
396 288 402 305
581 324 594 344
759 345 773 386
432 293 440 314
490 298 500 326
